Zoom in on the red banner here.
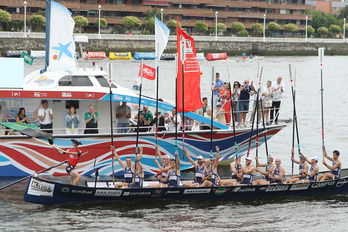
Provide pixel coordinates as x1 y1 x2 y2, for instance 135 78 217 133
139 63 156 80
177 26 203 112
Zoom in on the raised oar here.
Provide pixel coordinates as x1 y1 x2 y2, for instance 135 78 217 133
289 64 295 176
210 67 215 172
319 48 325 159
260 97 270 168
108 63 115 185
255 65 261 159
175 54 178 153
180 40 186 159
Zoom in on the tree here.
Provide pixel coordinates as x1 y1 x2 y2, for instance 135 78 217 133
167 19 181 34
37 10 46 17
0 9 12 31
114 25 126 34
29 15 45 31
217 23 227 34
307 10 342 30
194 21 208 35
94 18 107 29
329 24 341 35
121 16 141 33
251 23 263 36
317 26 329 36
9 20 24 31
231 22 245 35
283 23 298 36
307 25 315 36
345 23 348 35
144 17 155 34
73 16 88 33
268 22 281 35
237 30 249 37
339 5 348 19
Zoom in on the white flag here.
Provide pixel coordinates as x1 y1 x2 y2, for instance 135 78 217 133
155 16 170 59
49 0 76 72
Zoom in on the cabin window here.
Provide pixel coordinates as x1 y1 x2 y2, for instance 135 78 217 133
58 76 93 86
95 76 117 88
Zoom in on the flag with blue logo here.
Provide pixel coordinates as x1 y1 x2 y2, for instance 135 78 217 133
49 0 76 72
155 16 170 59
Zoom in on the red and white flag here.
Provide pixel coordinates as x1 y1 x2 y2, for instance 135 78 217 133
138 63 156 80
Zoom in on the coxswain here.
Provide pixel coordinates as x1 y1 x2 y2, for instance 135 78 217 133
252 155 275 185
112 146 143 188
182 147 205 187
317 146 341 181
160 151 181 188
220 156 243 186
201 146 220 187
295 154 319 183
235 156 255 186
284 150 309 184
55 139 83 185
269 158 285 184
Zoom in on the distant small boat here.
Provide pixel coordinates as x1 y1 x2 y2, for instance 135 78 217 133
160 53 175 60
30 50 45 59
196 53 205 61
84 51 107 59
5 50 26 58
133 52 156 60
109 52 133 60
206 53 228 61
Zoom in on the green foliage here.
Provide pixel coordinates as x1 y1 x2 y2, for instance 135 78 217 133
194 21 208 34
122 16 141 32
237 30 249 37
307 10 342 30
339 5 348 19
207 27 215 34
74 16 88 33
345 23 348 34
283 23 298 33
268 22 281 34
167 19 181 34
231 22 245 35
217 23 227 34
144 17 155 34
29 15 45 31
37 10 46 17
114 25 126 34
251 23 263 36
94 18 107 28
329 24 341 34
9 20 24 31
317 26 329 36
146 7 165 20
141 30 151 35
307 25 315 36
0 9 12 30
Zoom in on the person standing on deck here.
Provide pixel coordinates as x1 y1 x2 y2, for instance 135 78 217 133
317 146 341 181
38 100 53 134
65 105 80 135
270 76 285 124
55 139 83 185
219 82 232 126
239 80 254 127
182 147 205 187
212 73 224 110
84 105 99 134
166 107 181 132
116 102 131 133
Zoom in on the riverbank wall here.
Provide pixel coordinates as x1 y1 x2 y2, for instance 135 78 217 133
1 37 348 56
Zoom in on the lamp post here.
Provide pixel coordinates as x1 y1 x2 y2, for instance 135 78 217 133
215 11 218 40
98 5 101 39
263 14 266 42
344 18 346 40
305 16 308 42
161 8 163 22
24 1 27 38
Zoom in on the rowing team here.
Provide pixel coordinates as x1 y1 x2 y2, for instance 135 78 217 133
109 144 341 188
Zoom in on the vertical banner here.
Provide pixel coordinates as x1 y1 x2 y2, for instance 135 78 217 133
176 27 203 112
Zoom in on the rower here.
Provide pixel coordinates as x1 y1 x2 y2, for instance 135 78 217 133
295 154 319 183
160 151 181 188
201 146 220 187
55 139 83 185
252 155 275 185
220 156 243 186
112 146 143 188
182 147 205 187
317 146 341 181
284 150 309 184
123 156 144 189
147 146 173 188
235 156 255 186
269 158 285 184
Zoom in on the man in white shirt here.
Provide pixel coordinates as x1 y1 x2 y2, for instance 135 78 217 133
270 76 285 124
38 100 53 134
166 107 181 132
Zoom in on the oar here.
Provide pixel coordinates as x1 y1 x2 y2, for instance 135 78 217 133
181 40 186 159
175 54 178 153
255 65 261 159
210 67 214 173
260 97 270 168
108 63 115 185
155 42 160 148
319 48 325 159
289 64 295 176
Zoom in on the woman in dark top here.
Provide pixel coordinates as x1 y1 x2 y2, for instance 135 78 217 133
16 107 30 124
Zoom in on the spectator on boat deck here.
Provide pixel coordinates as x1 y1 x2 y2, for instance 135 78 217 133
295 154 319 183
250 83 262 124
38 100 53 134
231 81 241 123
252 155 275 185
55 139 83 185
262 81 274 125
220 156 243 186
116 102 131 133
166 107 181 132
197 97 208 116
213 72 224 110
151 110 166 132
16 107 30 124
239 80 254 127
113 146 144 188
284 150 309 184
84 105 99 134
219 82 231 125
141 105 153 127
0 105 8 135
214 100 226 125
183 147 205 187
317 146 341 181
270 76 285 124
157 151 181 188
203 107 215 130
269 158 285 184
235 156 255 186
65 105 80 135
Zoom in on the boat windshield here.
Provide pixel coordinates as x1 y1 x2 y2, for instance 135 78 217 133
59 76 93 86
95 76 117 88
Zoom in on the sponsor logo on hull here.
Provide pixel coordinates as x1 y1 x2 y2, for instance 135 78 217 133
336 179 348 188
311 181 335 189
213 188 231 195
28 178 54 197
95 189 122 197
183 189 211 194
290 184 310 191
123 191 151 196
264 185 289 192
232 187 256 192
